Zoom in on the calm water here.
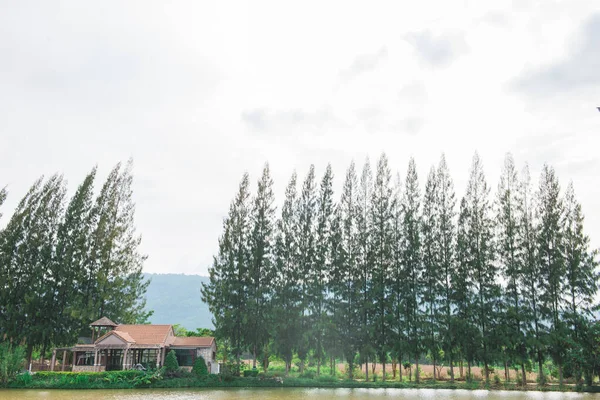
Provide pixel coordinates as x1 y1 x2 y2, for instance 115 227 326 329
0 388 599 400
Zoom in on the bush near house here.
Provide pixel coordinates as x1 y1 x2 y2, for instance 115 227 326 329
164 350 179 373
192 356 209 377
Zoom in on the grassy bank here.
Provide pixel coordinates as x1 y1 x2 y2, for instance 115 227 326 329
6 370 600 392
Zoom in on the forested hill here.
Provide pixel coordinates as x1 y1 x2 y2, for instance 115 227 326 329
143 273 213 330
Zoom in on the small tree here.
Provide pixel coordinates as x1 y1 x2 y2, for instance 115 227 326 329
192 356 209 377
164 350 179 373
0 343 25 386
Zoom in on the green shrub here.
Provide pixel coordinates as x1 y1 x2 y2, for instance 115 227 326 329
0 342 25 386
192 356 209 377
299 370 315 379
164 350 179 373
244 368 259 377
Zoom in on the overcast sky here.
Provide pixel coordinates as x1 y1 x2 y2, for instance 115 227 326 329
1 0 599 276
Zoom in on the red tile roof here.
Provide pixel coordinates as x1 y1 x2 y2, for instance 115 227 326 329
115 325 173 345
172 337 215 347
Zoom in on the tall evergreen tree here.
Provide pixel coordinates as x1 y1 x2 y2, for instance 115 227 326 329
370 154 394 380
335 161 361 378
536 164 566 384
296 165 318 373
0 186 6 220
356 159 374 380
519 164 545 383
562 181 599 382
86 161 149 327
0 175 66 362
434 154 457 382
311 164 334 376
272 172 301 374
248 163 276 369
401 157 423 383
202 173 252 373
495 153 526 384
421 166 440 380
462 153 498 384
53 168 97 346
390 172 405 381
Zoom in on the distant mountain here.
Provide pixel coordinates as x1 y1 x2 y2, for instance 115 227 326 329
143 273 213 330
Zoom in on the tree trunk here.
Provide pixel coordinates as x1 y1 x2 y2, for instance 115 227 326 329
365 357 369 382
450 356 455 382
504 360 509 382
485 361 490 384
521 363 527 387
252 344 257 369
392 359 397 379
317 358 321 377
538 353 544 385
416 357 420 383
558 364 563 387
26 344 34 370
399 356 403 382
433 358 437 381
460 360 464 379
467 360 471 382
383 359 386 381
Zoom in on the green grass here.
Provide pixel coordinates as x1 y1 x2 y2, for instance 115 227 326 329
6 370 599 392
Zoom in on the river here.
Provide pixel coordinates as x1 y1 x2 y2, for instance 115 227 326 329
0 388 598 400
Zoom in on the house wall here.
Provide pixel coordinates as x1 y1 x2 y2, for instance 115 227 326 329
73 365 105 372
196 342 218 373
97 335 126 346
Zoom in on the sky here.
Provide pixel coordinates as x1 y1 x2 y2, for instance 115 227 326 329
1 0 599 276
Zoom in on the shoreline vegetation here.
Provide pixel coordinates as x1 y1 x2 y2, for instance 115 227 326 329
5 370 600 393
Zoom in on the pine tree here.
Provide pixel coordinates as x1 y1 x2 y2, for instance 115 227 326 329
421 166 440 380
335 161 361 378
434 154 457 382
519 164 544 384
311 164 334 376
0 175 66 362
370 154 394 380
0 186 6 220
562 182 598 323
53 168 97 346
248 163 276 369
296 165 317 373
536 164 566 384
272 172 301 374
462 153 498 384
496 153 526 383
402 157 423 383
86 161 149 327
562 181 599 382
202 173 252 373
390 172 405 381
454 196 476 379
356 159 374 380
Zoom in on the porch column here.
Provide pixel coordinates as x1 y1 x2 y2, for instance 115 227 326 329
156 348 161 369
161 347 166 366
93 350 99 372
50 349 57 372
61 350 67 371
122 348 129 370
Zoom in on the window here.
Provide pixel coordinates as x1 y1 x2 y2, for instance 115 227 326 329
76 352 95 366
174 349 194 367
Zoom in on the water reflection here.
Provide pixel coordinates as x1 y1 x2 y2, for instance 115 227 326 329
0 388 597 400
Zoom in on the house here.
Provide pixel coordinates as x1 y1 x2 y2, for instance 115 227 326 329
50 317 218 373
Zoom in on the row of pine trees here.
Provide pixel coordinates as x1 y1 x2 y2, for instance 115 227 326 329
0 161 149 364
202 152 599 385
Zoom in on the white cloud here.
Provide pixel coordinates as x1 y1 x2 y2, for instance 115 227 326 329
1 0 600 275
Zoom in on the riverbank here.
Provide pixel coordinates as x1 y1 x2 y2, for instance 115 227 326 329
5 371 600 393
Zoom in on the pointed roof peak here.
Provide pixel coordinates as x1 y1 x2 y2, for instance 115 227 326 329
90 316 118 327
